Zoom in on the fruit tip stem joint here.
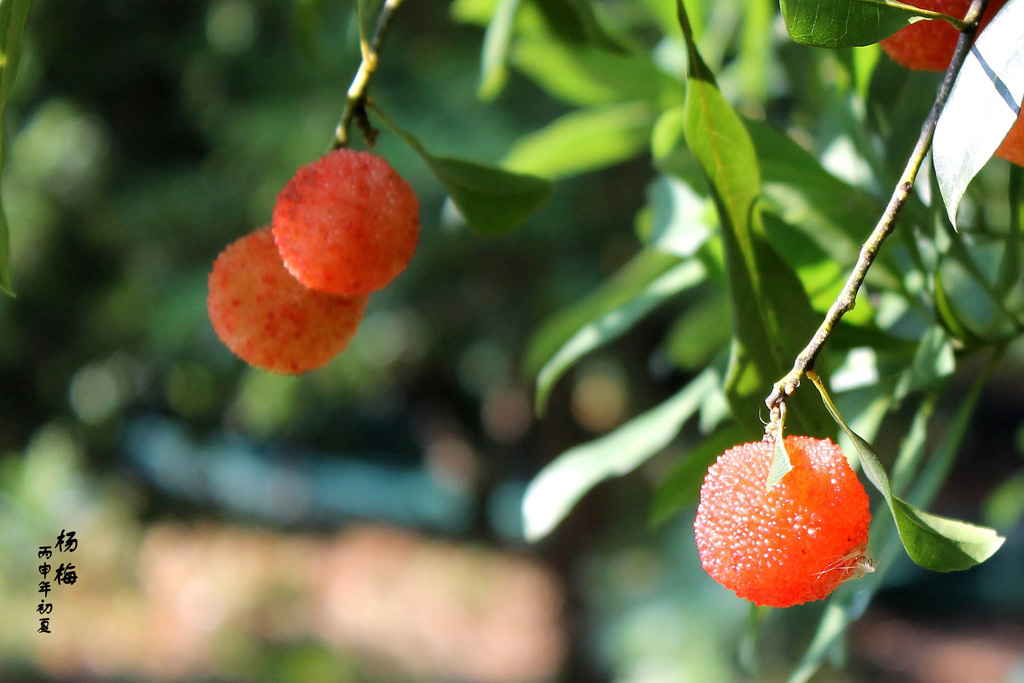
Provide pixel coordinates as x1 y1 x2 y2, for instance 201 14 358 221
333 0 407 149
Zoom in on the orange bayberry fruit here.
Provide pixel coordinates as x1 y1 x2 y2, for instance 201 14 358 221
995 111 1024 167
693 436 871 608
207 227 368 374
272 149 420 296
879 0 1007 72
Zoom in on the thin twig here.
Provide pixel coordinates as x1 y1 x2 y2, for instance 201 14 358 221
332 0 407 149
764 0 991 414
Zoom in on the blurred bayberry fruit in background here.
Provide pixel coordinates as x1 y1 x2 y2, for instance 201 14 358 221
207 227 368 374
694 436 872 608
879 0 1007 71
273 149 420 296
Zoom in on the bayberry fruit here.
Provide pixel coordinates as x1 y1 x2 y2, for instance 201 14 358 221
879 0 1007 72
207 227 368 374
996 112 1024 167
694 436 871 608
272 149 420 296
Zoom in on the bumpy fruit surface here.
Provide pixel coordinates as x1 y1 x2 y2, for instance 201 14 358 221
207 227 368 374
694 436 871 608
272 149 420 296
879 0 1008 71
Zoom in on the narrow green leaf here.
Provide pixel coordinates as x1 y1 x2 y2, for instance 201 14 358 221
512 37 685 107
503 102 656 180
932 264 988 348
530 0 626 52
371 104 554 235
535 260 705 414
933 0 1024 227
478 0 521 100
781 0 959 48
0 0 32 295
809 372 1005 572
525 250 680 385
675 0 833 440
648 424 746 528
766 436 794 491
527 248 706 414
523 369 718 542
891 326 955 402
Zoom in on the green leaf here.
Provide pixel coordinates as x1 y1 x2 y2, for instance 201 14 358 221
932 264 987 348
766 436 794 491
983 469 1024 531
530 0 626 52
370 104 554 235
637 174 715 256
523 369 718 542
478 0 521 100
890 498 1005 570
780 0 958 48
526 250 678 383
0 0 32 296
648 425 746 528
528 251 707 414
933 0 1024 228
663 296 731 370
809 372 1005 572
512 36 685 107
503 102 656 180
891 325 955 402
674 1 833 440
745 119 900 290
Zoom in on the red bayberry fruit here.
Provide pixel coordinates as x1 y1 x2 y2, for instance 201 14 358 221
693 436 872 608
272 149 420 296
207 227 368 374
879 0 1007 72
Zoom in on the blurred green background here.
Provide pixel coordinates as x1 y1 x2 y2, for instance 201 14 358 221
1 0 1023 681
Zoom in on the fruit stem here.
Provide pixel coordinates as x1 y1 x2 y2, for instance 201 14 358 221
333 0 407 149
765 0 991 414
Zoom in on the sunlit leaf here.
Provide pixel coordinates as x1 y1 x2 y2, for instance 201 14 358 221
478 0 521 100
637 174 715 257
504 102 656 179
933 0 1024 227
674 0 834 440
781 0 957 48
523 369 717 541
512 36 685 107
371 104 554 235
0 0 33 295
745 120 900 290
527 249 707 414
